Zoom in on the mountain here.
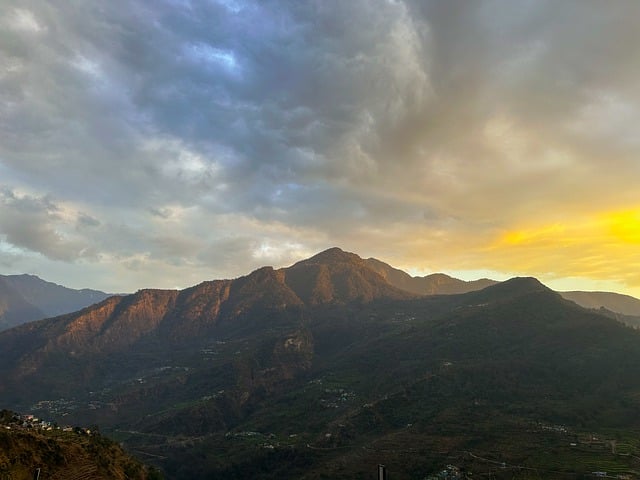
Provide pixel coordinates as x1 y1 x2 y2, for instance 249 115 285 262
0 277 45 331
0 274 111 331
364 257 498 295
364 258 640 321
0 248 413 400
3 249 640 479
286 248 414 304
560 290 640 316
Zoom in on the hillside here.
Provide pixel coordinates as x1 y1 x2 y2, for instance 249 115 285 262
2 250 640 479
0 248 411 402
365 258 640 320
0 274 111 331
0 410 161 480
560 290 640 316
0 277 44 331
139 278 640 479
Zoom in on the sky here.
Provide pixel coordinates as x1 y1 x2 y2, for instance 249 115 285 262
1 1 640 296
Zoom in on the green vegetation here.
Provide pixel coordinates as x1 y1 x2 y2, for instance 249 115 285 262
128 288 640 478
5 277 640 478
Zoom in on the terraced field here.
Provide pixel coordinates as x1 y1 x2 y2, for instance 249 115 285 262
50 460 98 480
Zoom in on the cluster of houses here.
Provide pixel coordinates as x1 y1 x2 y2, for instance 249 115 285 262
537 422 569 434
2 413 54 432
1 411 93 436
319 388 356 409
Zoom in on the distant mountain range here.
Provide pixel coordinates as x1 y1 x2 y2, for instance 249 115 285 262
364 257 640 325
3 248 640 479
0 274 111 331
559 290 640 316
4 251 639 333
363 256 640 326
364 257 498 295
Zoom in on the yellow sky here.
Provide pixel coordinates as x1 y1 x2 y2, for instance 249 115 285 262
397 207 640 298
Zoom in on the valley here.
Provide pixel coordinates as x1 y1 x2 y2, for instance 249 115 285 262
2 249 640 479
4 1 638 477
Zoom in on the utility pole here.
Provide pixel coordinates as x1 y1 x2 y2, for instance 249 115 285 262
378 464 387 480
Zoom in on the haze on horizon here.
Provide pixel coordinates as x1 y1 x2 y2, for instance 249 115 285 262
1 1 640 296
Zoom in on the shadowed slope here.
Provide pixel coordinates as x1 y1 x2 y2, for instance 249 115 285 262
0 274 111 331
0 278 45 331
560 290 640 316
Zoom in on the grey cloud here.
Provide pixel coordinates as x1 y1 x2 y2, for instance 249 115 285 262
0 1 478 224
148 207 171 219
197 237 261 276
0 188 93 262
2 0 640 291
77 213 101 228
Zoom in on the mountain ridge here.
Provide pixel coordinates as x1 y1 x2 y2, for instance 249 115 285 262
0 249 411 360
362 256 640 319
0 274 112 331
4 249 640 364
364 257 498 295
3 248 640 478
559 290 640 317
4 250 640 332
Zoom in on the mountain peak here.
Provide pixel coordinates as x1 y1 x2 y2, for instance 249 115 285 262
500 276 549 291
283 248 413 305
472 276 552 301
293 247 363 267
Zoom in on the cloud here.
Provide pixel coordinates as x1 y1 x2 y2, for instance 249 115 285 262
77 213 101 229
7 8 45 34
0 188 92 262
1 0 640 294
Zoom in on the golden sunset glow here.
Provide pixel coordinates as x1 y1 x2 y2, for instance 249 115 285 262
501 224 569 247
459 207 640 296
607 209 640 245
2 1 640 299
